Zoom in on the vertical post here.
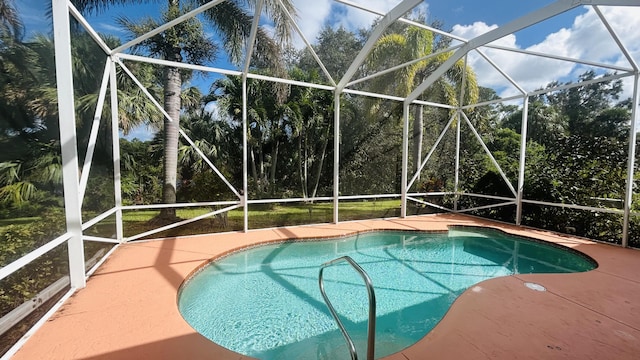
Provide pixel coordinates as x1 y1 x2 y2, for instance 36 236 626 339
515 96 530 225
453 111 461 212
454 55 469 213
52 0 86 288
622 74 639 248
401 104 410 217
333 91 340 224
109 59 124 242
242 77 249 232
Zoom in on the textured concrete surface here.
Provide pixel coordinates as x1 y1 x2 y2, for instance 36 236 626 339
11 214 640 360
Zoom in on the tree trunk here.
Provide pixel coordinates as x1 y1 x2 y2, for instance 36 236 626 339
159 58 182 221
304 135 308 197
310 125 330 199
250 146 258 188
269 140 279 194
412 105 424 179
297 133 307 198
258 146 265 192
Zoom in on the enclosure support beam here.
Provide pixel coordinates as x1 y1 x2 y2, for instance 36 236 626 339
78 59 111 207
460 111 517 197
454 55 470 213
242 77 249 232
333 91 341 224
239 0 263 233
405 0 579 105
622 74 639 247
336 0 421 90
454 112 461 212
110 59 124 242
52 0 86 288
516 97 530 225
595 2 639 248
401 105 410 217
407 113 457 191
111 0 226 55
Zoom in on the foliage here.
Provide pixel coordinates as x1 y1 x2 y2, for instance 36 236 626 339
541 70 623 137
0 142 63 217
296 25 365 82
0 209 67 316
120 138 162 205
287 70 334 198
463 70 632 245
178 170 236 202
501 99 568 146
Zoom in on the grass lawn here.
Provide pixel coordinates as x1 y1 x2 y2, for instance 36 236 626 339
121 199 402 239
1 199 409 241
0 217 40 230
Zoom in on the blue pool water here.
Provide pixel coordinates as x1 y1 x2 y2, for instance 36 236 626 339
178 227 596 359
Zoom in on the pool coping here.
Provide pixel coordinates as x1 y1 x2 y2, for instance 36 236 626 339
10 213 640 360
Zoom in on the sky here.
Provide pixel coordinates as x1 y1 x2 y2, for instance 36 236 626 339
14 0 640 140
288 0 640 99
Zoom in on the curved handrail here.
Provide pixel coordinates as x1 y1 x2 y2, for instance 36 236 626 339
318 256 376 360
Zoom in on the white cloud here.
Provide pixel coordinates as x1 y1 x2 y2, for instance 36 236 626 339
449 6 640 101
122 125 154 142
451 22 517 48
335 0 400 31
290 0 428 48
291 0 332 47
96 23 126 35
333 0 430 33
285 2 640 102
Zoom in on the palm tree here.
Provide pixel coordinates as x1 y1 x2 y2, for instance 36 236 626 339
0 29 161 210
118 4 217 220
501 100 568 146
367 23 479 177
288 68 333 198
75 0 296 221
0 0 22 42
213 73 292 197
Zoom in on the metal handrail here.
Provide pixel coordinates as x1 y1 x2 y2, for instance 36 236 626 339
318 256 376 360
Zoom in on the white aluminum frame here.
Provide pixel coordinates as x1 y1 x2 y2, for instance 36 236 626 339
52 0 85 290
3 1 640 356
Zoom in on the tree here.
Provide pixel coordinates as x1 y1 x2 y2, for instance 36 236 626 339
177 100 232 180
287 68 333 198
366 21 479 180
470 70 632 241
0 34 98 209
542 70 624 137
75 0 296 221
0 0 22 42
0 28 162 214
294 26 364 195
118 4 216 220
213 73 296 197
297 25 364 82
120 138 162 205
501 99 567 146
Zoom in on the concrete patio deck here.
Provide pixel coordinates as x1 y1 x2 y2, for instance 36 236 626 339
10 214 640 359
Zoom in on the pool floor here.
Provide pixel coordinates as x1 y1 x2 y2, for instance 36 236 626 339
10 214 640 360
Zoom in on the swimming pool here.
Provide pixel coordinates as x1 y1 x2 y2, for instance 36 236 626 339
178 227 596 359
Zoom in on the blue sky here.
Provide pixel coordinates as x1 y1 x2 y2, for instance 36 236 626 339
16 1 640 88
14 1 640 140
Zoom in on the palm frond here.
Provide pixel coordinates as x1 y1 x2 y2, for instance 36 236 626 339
0 181 37 205
0 0 24 41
